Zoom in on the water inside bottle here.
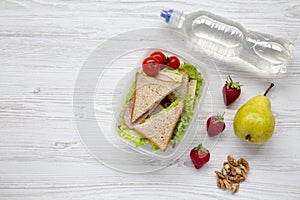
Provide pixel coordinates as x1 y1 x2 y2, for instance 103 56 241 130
243 32 294 73
190 16 244 57
184 14 293 73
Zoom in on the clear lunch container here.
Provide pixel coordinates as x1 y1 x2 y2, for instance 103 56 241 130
113 49 208 159
74 28 224 174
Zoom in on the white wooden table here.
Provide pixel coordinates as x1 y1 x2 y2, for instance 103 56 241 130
1 0 300 199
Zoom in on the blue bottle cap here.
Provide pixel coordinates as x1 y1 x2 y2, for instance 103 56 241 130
160 9 173 23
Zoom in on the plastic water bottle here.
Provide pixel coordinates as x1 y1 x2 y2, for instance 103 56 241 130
161 9 294 73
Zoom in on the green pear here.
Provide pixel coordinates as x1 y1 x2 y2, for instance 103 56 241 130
233 83 275 144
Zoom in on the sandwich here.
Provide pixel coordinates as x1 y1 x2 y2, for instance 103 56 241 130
118 62 203 151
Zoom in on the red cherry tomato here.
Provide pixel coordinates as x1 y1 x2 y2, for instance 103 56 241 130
150 51 167 65
142 57 160 77
166 56 180 70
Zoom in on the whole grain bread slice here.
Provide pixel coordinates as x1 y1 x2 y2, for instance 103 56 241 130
133 100 185 151
131 73 181 123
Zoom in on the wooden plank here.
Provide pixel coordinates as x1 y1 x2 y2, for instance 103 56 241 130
0 0 300 199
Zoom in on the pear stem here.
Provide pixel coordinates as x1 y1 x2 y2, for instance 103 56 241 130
263 83 274 96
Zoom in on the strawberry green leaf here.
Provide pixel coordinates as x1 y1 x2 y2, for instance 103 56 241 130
225 75 241 90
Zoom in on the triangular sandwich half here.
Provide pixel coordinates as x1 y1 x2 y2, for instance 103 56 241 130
133 100 185 151
131 73 181 123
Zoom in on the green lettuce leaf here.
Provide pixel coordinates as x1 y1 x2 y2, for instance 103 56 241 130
170 95 194 144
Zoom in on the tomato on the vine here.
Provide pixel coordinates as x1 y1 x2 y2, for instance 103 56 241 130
166 56 180 70
150 51 167 65
142 57 160 77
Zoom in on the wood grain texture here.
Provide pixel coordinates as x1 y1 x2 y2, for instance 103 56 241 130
0 0 300 199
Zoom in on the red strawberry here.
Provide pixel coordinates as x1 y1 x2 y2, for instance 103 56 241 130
190 144 210 169
222 75 242 106
207 113 226 137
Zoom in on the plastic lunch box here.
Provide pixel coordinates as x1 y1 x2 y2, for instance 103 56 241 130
75 28 222 173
